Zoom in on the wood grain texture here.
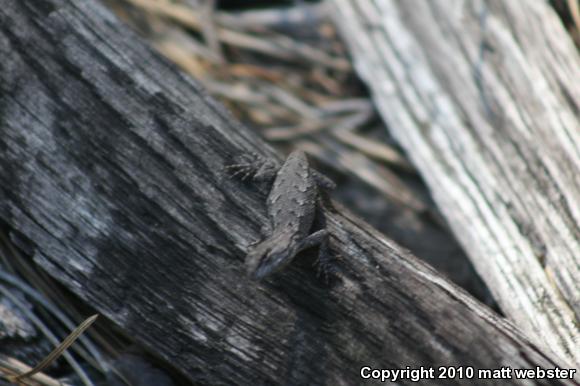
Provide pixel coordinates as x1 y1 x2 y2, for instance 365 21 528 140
330 0 580 367
0 1 578 384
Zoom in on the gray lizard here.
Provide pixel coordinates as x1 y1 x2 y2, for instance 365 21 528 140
227 150 335 280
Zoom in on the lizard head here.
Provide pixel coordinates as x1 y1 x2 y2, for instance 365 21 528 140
245 233 300 280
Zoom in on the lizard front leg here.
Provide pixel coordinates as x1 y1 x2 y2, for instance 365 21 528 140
225 153 279 183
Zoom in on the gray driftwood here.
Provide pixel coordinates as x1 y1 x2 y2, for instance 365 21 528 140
0 1 578 385
330 0 580 367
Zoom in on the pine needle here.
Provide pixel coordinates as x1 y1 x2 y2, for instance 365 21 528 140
10 314 99 383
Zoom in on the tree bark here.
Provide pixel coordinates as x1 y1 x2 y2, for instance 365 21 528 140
330 0 580 367
0 1 577 385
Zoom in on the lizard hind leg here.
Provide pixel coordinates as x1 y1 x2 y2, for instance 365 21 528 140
313 235 336 283
298 229 336 283
247 223 272 248
312 171 336 191
299 229 329 250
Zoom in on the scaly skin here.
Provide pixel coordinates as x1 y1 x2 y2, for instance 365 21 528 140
227 150 332 280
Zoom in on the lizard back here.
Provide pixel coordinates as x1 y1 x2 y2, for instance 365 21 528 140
266 150 317 236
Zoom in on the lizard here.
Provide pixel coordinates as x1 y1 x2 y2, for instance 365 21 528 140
227 150 335 280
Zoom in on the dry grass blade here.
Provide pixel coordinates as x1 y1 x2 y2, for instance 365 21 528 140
263 85 320 118
199 0 223 61
0 269 108 373
0 284 94 386
264 119 340 140
216 3 328 30
0 354 63 386
10 315 99 384
332 130 414 171
568 0 580 33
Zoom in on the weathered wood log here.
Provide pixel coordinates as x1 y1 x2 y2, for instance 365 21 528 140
0 1 578 385
330 0 580 367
